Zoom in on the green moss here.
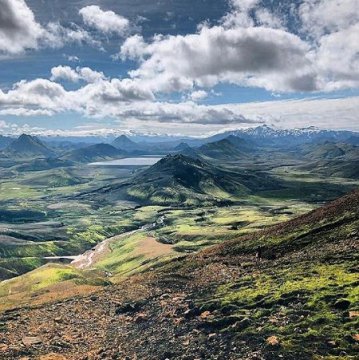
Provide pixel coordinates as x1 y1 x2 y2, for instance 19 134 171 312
207 261 358 357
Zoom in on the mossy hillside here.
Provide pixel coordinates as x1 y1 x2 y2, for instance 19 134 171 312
215 209 359 258
94 232 176 280
0 264 108 311
198 260 359 358
154 203 312 252
0 257 46 280
186 190 359 358
0 263 107 298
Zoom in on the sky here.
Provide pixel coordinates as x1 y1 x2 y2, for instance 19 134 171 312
0 0 358 137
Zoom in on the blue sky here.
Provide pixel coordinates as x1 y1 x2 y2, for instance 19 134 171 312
0 0 358 136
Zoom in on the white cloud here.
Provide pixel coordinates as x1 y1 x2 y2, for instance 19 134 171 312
0 0 44 54
222 0 284 29
189 90 208 101
42 22 101 49
0 0 358 136
79 5 131 36
50 66 106 83
299 0 358 39
298 0 359 91
117 0 358 94
51 66 79 82
0 0 101 56
0 75 155 117
235 97 359 131
119 34 147 60
314 24 359 91
66 55 80 62
0 108 54 116
121 26 316 93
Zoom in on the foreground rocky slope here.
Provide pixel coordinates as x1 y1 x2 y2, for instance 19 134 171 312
0 190 358 359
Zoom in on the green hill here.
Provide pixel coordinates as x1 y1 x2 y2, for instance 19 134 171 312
88 154 281 205
300 141 358 160
298 142 359 179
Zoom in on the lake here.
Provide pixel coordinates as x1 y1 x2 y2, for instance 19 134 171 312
88 156 162 166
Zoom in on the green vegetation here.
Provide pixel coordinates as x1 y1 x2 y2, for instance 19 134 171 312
95 232 176 280
0 136 357 323
206 261 358 357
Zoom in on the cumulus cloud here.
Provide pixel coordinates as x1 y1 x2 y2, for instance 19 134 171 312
0 0 358 135
117 0 358 94
119 34 147 60
0 0 101 56
121 26 316 93
222 0 284 29
42 22 101 49
79 5 131 36
189 90 208 101
299 0 358 39
0 75 155 118
0 0 44 54
298 0 359 91
50 66 106 83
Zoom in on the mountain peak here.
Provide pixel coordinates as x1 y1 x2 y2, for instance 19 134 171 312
4 133 55 158
112 134 140 151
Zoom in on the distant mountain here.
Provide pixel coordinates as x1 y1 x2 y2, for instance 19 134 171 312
3 134 56 159
0 135 13 150
198 135 256 159
196 138 249 160
346 135 359 146
178 135 255 161
61 143 125 163
298 142 359 179
112 135 141 151
300 141 359 161
207 125 358 148
174 142 191 151
87 154 281 205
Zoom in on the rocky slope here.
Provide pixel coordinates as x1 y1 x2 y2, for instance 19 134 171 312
0 190 358 359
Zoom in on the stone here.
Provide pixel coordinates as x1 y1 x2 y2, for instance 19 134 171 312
22 336 42 347
115 302 142 315
134 313 148 322
0 344 9 352
39 354 67 360
231 318 251 331
200 311 211 319
266 336 280 346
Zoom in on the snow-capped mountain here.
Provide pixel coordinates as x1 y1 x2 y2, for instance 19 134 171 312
207 125 358 147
